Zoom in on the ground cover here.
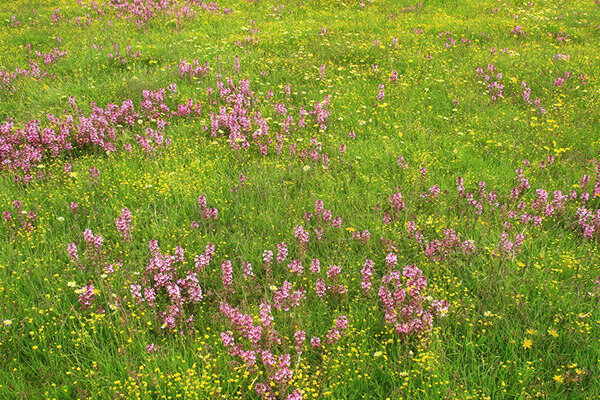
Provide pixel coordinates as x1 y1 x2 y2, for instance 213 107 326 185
1 0 600 399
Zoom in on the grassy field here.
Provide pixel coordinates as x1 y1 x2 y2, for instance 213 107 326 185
1 0 600 399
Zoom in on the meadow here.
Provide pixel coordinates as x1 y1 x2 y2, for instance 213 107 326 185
1 0 600 398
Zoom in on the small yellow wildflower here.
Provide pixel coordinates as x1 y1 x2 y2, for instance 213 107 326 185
522 338 533 349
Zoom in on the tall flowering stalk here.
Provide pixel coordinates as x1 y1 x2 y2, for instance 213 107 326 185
222 260 235 293
115 207 132 241
378 265 448 339
361 259 375 293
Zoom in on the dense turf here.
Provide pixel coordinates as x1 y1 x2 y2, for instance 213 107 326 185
1 0 600 399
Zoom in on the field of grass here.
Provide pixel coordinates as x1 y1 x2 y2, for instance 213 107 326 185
1 0 600 399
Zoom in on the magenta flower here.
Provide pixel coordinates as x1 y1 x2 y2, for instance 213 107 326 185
221 260 234 293
115 207 132 241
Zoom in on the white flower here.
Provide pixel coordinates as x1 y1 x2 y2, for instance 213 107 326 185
67 281 76 288
57 216 65 222
3 319 12 326
303 165 311 171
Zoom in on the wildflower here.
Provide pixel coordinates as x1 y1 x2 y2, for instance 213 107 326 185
115 207 132 240
522 338 533 349
276 242 288 263
294 225 309 251
310 336 321 348
146 343 157 354
242 261 253 278
310 258 321 273
294 330 306 354
221 260 234 293
66 243 79 263
2 319 12 326
376 84 385 101
78 284 96 309
361 259 375 292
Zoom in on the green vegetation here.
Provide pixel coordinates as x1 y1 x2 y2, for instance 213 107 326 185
1 0 599 398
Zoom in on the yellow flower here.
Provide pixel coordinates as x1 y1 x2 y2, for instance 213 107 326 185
547 328 558 338
553 375 564 383
522 338 533 349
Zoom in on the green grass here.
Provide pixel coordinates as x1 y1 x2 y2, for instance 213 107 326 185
0 0 600 399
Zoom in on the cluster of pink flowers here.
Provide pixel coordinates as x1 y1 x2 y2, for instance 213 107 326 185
293 225 309 253
376 84 385 101
303 199 342 240
82 229 104 264
397 154 408 169
115 207 132 241
495 232 526 258
360 259 375 293
510 168 531 200
178 59 210 80
219 300 308 400
221 260 234 293
2 200 37 235
378 265 448 338
424 229 475 261
83 228 103 250
273 280 306 311
325 315 349 344
35 47 67 64
425 184 442 201
510 25 526 37
96 0 226 30
439 31 456 48
196 195 218 222
0 60 48 92
520 80 546 113
383 189 406 224
276 242 288 264
78 284 96 310
67 242 79 263
194 243 215 273
130 240 204 331
406 220 425 244
351 229 370 244
476 64 504 101
0 90 169 182
203 74 331 159
107 42 142 66
576 207 600 241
